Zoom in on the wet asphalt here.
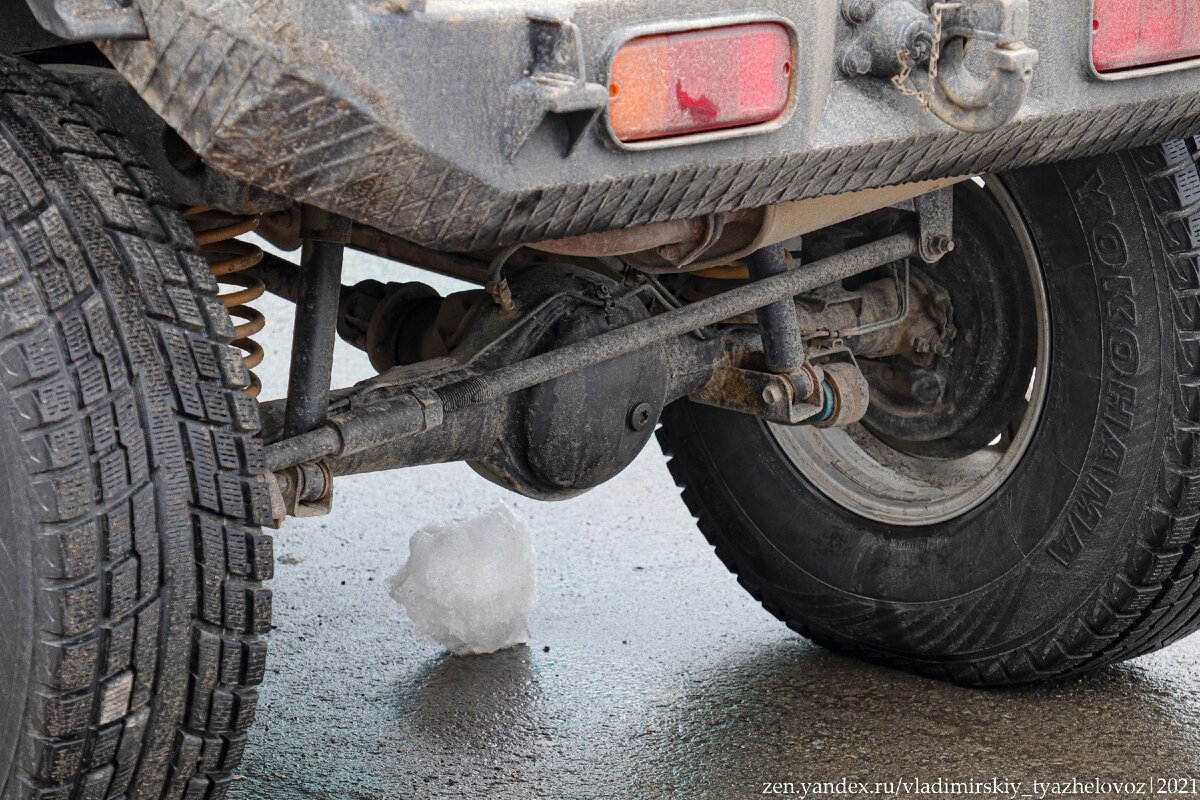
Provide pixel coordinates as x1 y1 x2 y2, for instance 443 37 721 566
229 249 1200 800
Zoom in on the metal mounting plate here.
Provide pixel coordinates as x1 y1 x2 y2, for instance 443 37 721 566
25 0 147 41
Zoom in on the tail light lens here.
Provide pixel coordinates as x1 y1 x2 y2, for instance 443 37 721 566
608 22 794 144
1093 0 1200 73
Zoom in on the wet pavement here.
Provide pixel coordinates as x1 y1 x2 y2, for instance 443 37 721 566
231 249 1200 799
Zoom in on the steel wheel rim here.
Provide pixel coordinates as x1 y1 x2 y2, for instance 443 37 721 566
771 177 1051 527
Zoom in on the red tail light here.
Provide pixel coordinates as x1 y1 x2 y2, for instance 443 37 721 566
1093 0 1200 73
608 22 794 145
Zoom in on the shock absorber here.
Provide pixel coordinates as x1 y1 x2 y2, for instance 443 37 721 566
184 208 267 397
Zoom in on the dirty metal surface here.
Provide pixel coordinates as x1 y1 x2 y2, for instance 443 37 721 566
232 249 1200 799
101 1 1200 251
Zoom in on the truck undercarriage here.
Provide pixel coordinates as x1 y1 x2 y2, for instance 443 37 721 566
3 1 1200 797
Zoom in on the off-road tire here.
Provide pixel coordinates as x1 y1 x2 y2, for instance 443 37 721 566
0 57 273 799
658 139 1200 686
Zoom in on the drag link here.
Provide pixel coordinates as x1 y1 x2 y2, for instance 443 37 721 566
265 232 918 471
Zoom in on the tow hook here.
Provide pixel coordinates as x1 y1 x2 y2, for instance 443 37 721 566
839 0 1038 134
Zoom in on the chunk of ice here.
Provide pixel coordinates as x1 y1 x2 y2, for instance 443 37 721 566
388 504 536 656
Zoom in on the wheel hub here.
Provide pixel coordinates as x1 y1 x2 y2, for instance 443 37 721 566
773 178 1051 526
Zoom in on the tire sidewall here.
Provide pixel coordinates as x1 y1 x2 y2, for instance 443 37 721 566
0 387 34 790
665 150 1174 661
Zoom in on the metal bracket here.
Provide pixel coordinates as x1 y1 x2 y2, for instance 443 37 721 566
506 12 609 162
692 352 869 429
839 0 935 79
24 0 147 41
267 461 333 525
691 365 826 426
936 0 1027 45
300 206 352 245
366 0 426 12
914 187 955 263
840 0 1037 134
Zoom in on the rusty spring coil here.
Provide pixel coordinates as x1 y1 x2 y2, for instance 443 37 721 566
184 208 266 397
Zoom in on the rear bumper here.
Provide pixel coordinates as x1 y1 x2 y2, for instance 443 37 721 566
102 0 1200 251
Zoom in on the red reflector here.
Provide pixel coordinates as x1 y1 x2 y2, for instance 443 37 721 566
1093 0 1200 72
608 22 793 144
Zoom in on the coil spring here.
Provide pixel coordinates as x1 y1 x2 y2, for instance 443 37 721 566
184 208 266 397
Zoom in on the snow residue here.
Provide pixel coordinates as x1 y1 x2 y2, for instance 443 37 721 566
388 504 536 656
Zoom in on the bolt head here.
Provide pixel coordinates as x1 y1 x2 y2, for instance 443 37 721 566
839 47 874 77
843 0 878 23
932 235 955 254
762 384 788 406
627 401 655 432
910 31 934 63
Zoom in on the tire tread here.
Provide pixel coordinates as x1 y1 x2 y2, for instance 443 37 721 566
0 55 269 799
